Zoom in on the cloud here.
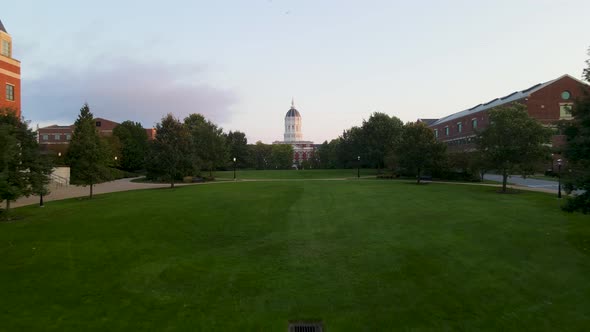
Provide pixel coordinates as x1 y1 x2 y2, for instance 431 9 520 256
23 59 238 128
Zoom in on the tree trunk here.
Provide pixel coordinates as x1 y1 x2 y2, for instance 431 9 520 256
502 169 508 193
39 194 44 207
90 184 93 198
171 180 175 188
417 168 421 184
6 200 10 215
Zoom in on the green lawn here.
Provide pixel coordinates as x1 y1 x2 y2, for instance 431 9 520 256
216 168 376 179
1 180 589 330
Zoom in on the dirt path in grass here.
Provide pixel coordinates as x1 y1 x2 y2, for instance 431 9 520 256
10 176 559 209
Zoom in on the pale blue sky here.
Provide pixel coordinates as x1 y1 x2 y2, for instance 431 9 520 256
4 0 589 143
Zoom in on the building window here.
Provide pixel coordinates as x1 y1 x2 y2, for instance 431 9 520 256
560 103 573 120
66 134 71 140
5 84 14 101
561 91 571 100
434 129 438 138
54 134 60 140
1 40 10 57
457 122 462 133
472 118 477 129
42 134 48 141
445 126 449 136
96 121 101 127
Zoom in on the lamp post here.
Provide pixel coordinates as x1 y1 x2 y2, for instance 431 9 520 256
233 157 237 180
357 156 360 179
557 159 562 199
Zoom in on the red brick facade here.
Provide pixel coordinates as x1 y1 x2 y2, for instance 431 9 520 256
38 117 156 154
427 74 588 152
0 24 20 117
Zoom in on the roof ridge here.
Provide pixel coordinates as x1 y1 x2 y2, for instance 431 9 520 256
0 19 6 33
429 74 579 127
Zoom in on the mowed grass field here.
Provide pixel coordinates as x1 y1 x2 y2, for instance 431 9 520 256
1 180 589 330
216 168 376 179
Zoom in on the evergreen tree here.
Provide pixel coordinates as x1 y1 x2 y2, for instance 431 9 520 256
562 52 590 213
67 103 112 198
30 154 53 207
0 111 50 216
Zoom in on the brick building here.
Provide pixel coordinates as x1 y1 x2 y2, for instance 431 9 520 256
0 19 20 117
38 117 156 155
424 74 588 152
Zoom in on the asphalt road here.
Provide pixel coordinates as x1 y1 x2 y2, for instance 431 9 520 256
484 174 560 192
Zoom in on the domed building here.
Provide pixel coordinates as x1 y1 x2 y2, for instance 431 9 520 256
273 99 316 168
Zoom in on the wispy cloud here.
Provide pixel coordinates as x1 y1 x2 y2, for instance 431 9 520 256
23 59 238 128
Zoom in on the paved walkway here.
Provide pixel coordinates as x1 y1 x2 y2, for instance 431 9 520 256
483 174 559 193
11 178 200 208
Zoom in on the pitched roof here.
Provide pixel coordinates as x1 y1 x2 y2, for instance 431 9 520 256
429 74 586 127
0 19 6 33
417 118 438 125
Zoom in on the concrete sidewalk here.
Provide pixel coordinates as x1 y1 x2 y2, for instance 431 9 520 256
10 178 196 208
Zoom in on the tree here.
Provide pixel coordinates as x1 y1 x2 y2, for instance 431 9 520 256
184 114 228 176
477 103 552 193
0 110 50 215
112 121 148 171
30 154 53 207
225 131 248 168
146 114 192 187
360 112 403 170
67 104 112 198
583 47 590 82
562 53 590 213
250 141 272 169
270 144 294 169
397 122 447 184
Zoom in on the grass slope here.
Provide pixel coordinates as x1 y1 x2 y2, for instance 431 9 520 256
0 181 589 331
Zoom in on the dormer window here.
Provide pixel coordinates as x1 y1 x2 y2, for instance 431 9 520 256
1 40 10 57
96 121 101 127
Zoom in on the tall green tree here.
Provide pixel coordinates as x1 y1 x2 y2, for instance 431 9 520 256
397 122 447 184
360 112 403 170
250 141 272 169
146 114 192 188
112 121 148 171
67 103 112 198
184 114 228 176
0 110 50 215
562 52 590 213
270 144 294 169
477 103 552 192
225 130 248 168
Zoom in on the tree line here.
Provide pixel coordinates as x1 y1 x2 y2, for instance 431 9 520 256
1 49 589 215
